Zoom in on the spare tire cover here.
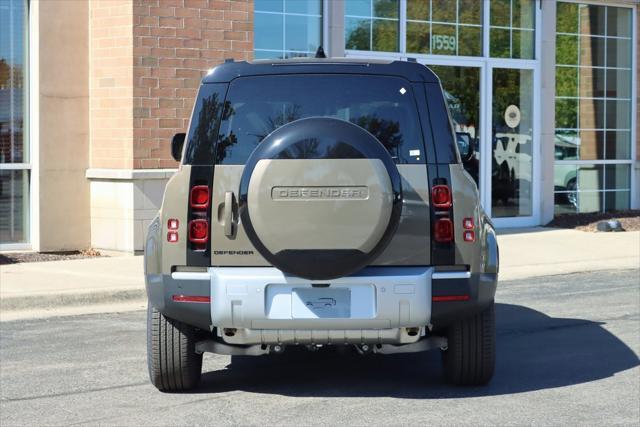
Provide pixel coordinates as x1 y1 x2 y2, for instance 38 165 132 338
239 117 402 280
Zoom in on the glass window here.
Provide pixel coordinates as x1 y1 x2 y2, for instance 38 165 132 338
254 0 323 59
0 170 29 244
428 65 481 187
406 0 482 56
490 0 535 59
254 12 283 51
183 84 229 165
555 4 633 159
0 0 26 164
345 0 399 52
554 3 634 215
553 164 631 214
0 0 28 244
216 75 426 165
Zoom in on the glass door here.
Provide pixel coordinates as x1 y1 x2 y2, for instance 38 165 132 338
487 65 538 223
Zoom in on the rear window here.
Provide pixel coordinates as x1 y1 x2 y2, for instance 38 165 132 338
215 75 427 165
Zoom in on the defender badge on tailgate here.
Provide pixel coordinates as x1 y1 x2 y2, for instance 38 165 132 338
271 186 369 200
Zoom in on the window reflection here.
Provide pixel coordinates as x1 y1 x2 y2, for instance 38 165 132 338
406 0 482 56
345 0 399 52
490 0 535 59
183 84 229 165
554 2 633 213
216 75 425 165
254 0 322 59
491 68 534 218
553 164 631 214
0 0 28 244
0 0 26 164
429 65 481 187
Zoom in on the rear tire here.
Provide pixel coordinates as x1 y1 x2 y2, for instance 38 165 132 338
442 302 495 385
147 304 203 392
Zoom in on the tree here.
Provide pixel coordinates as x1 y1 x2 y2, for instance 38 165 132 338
0 59 10 89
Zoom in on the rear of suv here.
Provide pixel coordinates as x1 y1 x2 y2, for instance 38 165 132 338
144 58 499 391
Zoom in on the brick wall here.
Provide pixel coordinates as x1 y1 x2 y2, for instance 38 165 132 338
89 0 253 170
132 0 253 169
90 0 135 169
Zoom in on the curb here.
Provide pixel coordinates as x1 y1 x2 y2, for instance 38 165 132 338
1 289 146 312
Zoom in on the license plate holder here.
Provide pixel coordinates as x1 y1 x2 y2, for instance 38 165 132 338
291 287 351 319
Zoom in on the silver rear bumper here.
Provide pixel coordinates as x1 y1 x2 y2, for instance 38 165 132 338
209 266 432 345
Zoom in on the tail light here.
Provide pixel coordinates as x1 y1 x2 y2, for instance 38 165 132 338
431 185 452 209
190 185 210 209
434 218 453 242
432 295 470 302
167 218 179 243
188 219 209 243
172 295 211 303
462 217 475 242
188 184 210 251
462 217 474 230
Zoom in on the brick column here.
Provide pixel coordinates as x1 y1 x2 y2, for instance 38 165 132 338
87 0 253 252
132 0 253 169
90 0 135 170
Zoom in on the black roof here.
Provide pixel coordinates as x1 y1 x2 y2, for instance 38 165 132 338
202 58 441 84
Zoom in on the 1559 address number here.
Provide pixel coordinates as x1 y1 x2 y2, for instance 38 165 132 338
432 34 456 52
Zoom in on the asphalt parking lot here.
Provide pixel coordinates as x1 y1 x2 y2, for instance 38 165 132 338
1 269 639 426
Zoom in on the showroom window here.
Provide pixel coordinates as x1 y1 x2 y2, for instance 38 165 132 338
0 0 29 245
254 0 323 59
407 0 483 56
489 0 536 59
345 0 400 52
345 0 537 58
554 3 634 214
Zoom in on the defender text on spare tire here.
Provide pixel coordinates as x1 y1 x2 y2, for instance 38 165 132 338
144 58 499 391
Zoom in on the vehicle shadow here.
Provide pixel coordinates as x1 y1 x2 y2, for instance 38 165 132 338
194 303 639 398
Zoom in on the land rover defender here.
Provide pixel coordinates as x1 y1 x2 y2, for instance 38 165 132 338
144 58 499 391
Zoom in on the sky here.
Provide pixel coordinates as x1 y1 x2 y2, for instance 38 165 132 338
0 0 26 66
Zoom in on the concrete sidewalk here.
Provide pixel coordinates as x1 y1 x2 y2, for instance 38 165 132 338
497 228 639 280
1 228 638 320
0 255 146 321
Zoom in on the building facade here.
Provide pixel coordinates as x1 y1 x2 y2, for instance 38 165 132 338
0 0 638 252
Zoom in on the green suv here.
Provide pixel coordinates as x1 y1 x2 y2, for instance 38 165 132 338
144 58 499 391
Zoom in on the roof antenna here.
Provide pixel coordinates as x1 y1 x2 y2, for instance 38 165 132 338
315 46 326 58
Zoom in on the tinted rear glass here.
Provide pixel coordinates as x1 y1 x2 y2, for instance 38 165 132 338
215 75 427 164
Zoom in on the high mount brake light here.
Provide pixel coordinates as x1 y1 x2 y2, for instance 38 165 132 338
190 185 210 209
